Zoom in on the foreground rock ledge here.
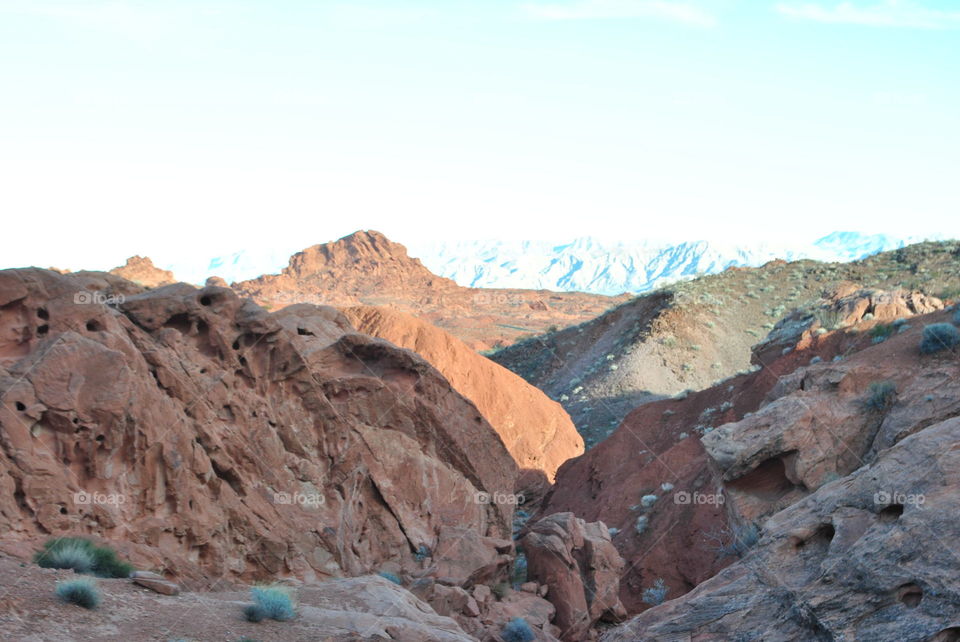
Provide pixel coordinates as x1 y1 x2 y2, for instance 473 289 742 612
601 415 960 640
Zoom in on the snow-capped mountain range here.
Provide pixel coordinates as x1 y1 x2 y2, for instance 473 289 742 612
167 231 936 296
404 232 929 295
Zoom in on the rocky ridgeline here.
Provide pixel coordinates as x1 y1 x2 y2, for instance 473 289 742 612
492 241 960 446
537 297 960 639
230 230 628 351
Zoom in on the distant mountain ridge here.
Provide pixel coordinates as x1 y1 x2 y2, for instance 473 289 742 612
164 231 932 295
406 232 926 295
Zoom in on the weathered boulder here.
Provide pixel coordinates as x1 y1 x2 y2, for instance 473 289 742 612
296 575 477 641
522 512 626 641
131 570 181 595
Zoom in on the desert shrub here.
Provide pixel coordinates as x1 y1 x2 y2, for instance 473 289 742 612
641 578 668 606
55 578 100 609
378 571 402 585
869 324 894 343
243 604 267 622
864 381 897 412
634 515 649 535
35 538 133 578
88 544 135 578
708 522 761 558
920 323 960 354
954 308 960 325
41 541 94 574
492 582 510 600
938 286 960 301
414 545 431 562
511 552 528 587
814 307 845 331
248 586 296 622
501 617 535 642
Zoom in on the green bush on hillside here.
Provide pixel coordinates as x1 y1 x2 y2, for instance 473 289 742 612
35 538 133 578
920 323 959 354
55 578 101 609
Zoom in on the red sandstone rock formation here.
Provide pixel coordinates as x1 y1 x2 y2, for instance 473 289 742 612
538 305 960 620
343 305 584 487
522 512 627 641
0 268 517 589
236 230 459 308
109 256 177 288
603 413 960 640
232 230 627 351
752 286 944 366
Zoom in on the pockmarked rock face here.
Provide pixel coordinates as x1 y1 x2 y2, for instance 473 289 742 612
0 268 517 587
602 415 960 641
343 305 584 487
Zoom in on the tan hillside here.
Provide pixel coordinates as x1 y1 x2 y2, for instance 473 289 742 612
492 240 960 446
343 305 584 488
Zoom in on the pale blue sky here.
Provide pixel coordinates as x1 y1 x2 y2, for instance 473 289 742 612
1 0 957 271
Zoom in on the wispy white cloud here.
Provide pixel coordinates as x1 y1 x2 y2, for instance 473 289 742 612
523 0 716 26
776 0 960 29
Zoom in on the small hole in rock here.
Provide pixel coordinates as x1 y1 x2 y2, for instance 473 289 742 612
86 320 102 332
931 627 960 642
15 402 26 411
95 435 105 443
37 324 49 335
200 295 212 306
897 582 923 608
59 506 67 514
880 503 905 522
37 308 49 320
